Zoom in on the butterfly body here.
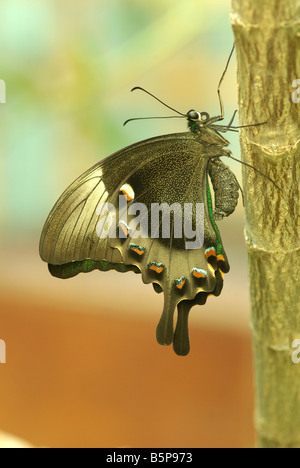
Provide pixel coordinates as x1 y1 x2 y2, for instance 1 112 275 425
40 110 240 356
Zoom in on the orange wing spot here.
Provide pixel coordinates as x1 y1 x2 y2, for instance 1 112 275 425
174 277 186 290
205 247 216 259
149 263 164 274
216 255 226 274
119 223 130 236
192 268 207 279
131 248 144 256
120 183 135 201
129 244 145 255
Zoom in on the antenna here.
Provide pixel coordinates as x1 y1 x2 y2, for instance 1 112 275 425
216 44 235 121
123 115 185 126
131 87 185 116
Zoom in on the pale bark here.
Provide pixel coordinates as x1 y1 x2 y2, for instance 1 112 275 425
231 0 300 448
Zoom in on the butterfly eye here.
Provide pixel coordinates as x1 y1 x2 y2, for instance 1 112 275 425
200 112 210 122
187 110 200 121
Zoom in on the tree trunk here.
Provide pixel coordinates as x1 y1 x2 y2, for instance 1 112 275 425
231 0 300 448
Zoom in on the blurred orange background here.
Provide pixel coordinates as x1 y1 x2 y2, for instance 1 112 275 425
0 0 255 447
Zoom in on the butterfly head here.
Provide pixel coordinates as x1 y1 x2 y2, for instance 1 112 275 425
187 110 212 133
186 109 231 146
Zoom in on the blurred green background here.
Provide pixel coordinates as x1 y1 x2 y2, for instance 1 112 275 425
0 0 254 448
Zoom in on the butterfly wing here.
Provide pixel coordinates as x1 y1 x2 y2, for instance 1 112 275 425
40 132 234 355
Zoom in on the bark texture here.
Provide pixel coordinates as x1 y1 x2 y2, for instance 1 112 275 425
231 0 300 448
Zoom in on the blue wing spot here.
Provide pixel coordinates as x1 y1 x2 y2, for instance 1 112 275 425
149 262 164 274
174 276 186 290
205 246 216 259
192 267 208 279
129 243 146 256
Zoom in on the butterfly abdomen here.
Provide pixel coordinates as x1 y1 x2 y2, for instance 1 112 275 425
209 158 240 221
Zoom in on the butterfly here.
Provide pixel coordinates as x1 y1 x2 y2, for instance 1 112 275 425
40 47 248 356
